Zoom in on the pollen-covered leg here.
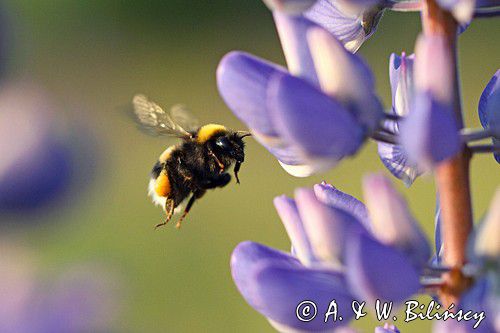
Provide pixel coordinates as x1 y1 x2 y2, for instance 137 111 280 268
155 198 175 229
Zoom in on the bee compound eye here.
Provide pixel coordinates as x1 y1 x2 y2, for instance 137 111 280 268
215 136 231 149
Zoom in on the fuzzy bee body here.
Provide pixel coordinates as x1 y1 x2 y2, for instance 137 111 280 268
132 95 249 229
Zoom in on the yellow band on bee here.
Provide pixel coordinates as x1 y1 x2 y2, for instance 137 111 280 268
196 124 227 143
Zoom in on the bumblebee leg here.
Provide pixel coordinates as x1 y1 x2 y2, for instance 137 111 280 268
155 198 175 229
234 162 241 184
175 191 205 229
175 196 195 229
208 148 225 172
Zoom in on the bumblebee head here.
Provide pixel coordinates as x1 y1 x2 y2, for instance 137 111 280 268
213 132 248 163
197 124 250 163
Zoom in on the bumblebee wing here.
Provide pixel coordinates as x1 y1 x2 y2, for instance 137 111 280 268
132 94 193 139
169 104 199 134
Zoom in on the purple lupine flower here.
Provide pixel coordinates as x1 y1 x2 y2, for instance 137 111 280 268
478 69 500 163
217 21 383 177
217 51 363 177
0 83 73 214
378 52 422 186
400 34 461 169
304 0 384 52
231 175 428 331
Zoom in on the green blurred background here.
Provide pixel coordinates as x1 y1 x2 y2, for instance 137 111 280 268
3 0 499 332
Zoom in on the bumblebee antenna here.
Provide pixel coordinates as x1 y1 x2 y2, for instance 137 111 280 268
237 131 252 139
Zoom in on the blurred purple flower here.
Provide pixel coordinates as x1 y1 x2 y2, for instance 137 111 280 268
231 175 428 331
217 21 383 177
478 69 500 163
32 265 121 333
400 35 461 169
0 241 121 333
378 52 422 186
0 83 73 214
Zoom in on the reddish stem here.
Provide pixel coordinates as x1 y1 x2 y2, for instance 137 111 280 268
421 0 473 306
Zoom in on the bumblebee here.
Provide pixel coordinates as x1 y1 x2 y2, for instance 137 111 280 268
132 94 250 229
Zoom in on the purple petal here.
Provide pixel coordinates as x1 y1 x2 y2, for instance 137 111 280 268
435 195 443 261
253 131 336 177
414 34 454 104
478 69 500 163
262 0 317 14
389 52 415 117
307 27 383 133
378 141 420 186
251 261 354 331
295 188 368 267
476 0 500 7
379 53 421 185
273 13 319 85
400 92 460 169
216 51 328 173
313 182 370 230
433 320 495 333
251 131 305 166
474 187 500 259
479 69 500 134
375 323 401 333
345 232 420 305
268 71 364 161
362 174 431 269
230 241 301 310
436 0 475 24
217 51 286 137
274 195 316 264
434 283 496 333
459 276 498 333
304 0 381 52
